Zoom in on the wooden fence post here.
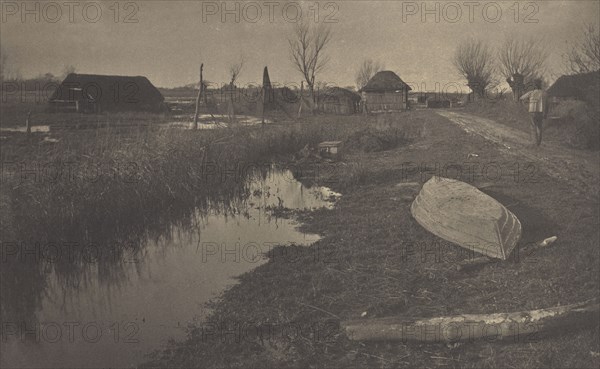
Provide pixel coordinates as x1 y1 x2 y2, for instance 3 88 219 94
193 63 204 130
26 111 32 135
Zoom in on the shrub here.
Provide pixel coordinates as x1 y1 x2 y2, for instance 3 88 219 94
552 100 600 150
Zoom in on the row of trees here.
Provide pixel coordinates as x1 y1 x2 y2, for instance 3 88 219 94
209 19 600 104
454 35 549 100
298 22 598 104
454 23 600 100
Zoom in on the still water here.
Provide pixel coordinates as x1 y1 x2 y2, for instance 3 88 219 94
1 168 339 368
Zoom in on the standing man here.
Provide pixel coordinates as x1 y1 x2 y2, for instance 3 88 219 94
519 79 548 146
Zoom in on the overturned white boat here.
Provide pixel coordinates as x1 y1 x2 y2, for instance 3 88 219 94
411 177 522 260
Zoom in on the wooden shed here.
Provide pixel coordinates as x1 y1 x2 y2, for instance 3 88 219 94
317 87 361 115
49 73 165 113
359 71 412 113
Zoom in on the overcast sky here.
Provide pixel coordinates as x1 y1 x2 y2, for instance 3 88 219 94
1 0 598 90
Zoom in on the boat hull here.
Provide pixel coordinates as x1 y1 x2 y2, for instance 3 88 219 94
411 177 522 259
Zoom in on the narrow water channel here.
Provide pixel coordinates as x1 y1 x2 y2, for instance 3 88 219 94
1 168 339 368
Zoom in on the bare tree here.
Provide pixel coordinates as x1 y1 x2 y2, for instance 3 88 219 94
355 59 384 90
566 23 600 74
498 35 548 99
288 19 333 110
227 54 246 122
453 38 495 97
229 54 246 86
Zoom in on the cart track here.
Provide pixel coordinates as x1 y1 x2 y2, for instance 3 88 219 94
437 110 600 200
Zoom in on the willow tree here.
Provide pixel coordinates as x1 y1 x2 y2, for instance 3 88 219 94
453 39 495 98
499 35 548 100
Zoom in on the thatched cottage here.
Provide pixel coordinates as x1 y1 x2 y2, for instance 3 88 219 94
359 71 411 113
49 73 165 113
317 87 361 115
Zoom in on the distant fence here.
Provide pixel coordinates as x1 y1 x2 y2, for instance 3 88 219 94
426 100 451 109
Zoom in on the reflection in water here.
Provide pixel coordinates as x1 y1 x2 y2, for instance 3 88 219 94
0 168 339 369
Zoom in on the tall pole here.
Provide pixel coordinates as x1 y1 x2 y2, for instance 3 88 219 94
298 81 304 118
228 82 235 123
261 86 266 125
26 111 32 135
193 63 204 130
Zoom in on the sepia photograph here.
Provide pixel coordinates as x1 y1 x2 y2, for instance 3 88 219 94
1 1 599 368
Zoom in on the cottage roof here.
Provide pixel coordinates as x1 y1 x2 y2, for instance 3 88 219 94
319 87 361 101
49 73 164 104
360 71 412 93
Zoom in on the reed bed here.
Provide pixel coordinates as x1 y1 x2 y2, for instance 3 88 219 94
1 113 418 243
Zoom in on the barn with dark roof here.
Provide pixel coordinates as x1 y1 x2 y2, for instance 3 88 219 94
49 73 165 113
547 71 600 104
359 71 412 113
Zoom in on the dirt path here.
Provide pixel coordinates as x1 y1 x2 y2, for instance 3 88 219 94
437 110 600 200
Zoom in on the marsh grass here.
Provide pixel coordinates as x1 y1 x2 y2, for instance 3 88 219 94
1 112 418 242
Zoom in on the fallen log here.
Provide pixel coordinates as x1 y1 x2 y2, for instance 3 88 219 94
342 298 598 343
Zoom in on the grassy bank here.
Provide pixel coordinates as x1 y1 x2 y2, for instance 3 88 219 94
142 110 599 368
